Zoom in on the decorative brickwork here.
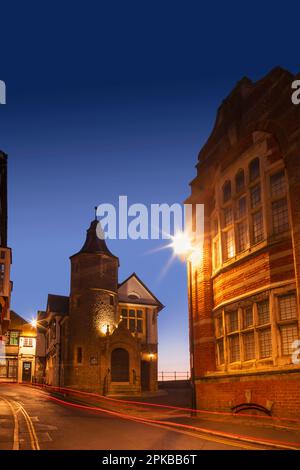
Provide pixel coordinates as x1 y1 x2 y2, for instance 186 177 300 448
186 68 300 418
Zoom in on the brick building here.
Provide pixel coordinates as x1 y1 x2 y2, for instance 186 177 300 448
0 151 12 340
185 67 300 418
37 218 163 395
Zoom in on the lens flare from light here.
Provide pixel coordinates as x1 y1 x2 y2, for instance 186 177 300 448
31 319 37 328
171 232 192 256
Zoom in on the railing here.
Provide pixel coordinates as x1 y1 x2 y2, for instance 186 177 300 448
158 371 190 381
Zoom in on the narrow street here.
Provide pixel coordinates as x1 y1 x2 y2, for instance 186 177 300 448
0 384 262 451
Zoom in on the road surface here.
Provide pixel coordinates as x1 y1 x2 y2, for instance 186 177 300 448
0 383 257 450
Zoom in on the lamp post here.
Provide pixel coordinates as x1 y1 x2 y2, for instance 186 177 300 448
171 231 199 416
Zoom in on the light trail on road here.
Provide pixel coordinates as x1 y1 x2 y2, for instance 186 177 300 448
43 391 300 450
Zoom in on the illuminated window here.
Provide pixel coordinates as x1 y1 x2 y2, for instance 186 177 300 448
259 328 272 358
280 325 298 355
9 331 19 346
270 170 285 198
252 210 264 244
272 198 289 234
235 169 245 193
244 332 255 361
237 222 248 252
224 229 235 260
279 294 297 321
120 308 144 334
249 158 260 182
257 300 270 325
250 184 261 209
229 335 240 362
223 181 231 203
22 337 33 348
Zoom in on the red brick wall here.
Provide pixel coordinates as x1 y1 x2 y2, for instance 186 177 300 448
196 372 300 419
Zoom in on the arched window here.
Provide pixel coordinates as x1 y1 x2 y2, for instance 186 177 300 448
111 348 129 382
223 180 231 203
128 293 139 300
249 158 260 182
235 169 245 193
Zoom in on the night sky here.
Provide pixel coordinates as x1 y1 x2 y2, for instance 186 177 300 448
0 2 299 371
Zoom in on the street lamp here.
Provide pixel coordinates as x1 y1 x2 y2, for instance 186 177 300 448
30 318 37 328
171 230 199 416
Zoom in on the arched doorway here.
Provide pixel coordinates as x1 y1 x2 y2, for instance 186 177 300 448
111 348 129 382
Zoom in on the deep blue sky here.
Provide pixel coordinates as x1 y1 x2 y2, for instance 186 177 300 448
0 2 299 370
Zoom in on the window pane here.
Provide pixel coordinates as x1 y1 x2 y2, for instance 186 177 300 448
223 181 231 203
223 207 233 227
213 238 220 270
252 210 264 244
257 300 270 325
237 222 248 252
250 184 261 209
217 339 224 364
224 229 235 260
129 310 135 318
244 332 255 361
272 198 289 234
279 294 297 321
228 311 238 332
229 335 240 362
270 171 285 198
216 315 223 337
137 319 143 333
236 197 246 219
23 337 33 348
249 158 260 182
137 310 143 318
121 309 128 317
9 331 19 346
244 306 253 328
259 328 272 358
235 170 245 193
129 319 135 332
280 324 298 355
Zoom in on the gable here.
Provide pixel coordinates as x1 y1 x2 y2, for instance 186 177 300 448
118 273 162 309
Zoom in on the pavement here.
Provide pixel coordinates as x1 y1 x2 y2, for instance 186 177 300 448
0 383 300 451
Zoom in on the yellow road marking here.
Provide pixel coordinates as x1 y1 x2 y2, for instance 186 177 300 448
1 398 19 450
15 400 40 450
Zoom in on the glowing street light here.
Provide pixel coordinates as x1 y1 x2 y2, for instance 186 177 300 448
171 231 192 256
31 318 37 328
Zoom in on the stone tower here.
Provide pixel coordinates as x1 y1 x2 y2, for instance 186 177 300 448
65 217 120 391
